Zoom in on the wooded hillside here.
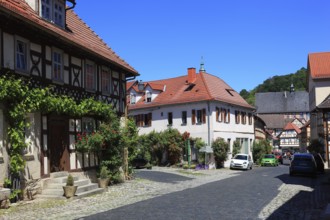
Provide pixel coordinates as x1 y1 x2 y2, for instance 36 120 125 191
239 67 307 106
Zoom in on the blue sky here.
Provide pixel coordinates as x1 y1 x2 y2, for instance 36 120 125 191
74 0 330 92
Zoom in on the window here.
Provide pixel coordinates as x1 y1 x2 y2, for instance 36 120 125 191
85 62 96 91
130 94 136 104
52 50 63 81
192 109 196 125
101 69 111 93
235 110 240 124
53 0 64 27
82 117 96 134
134 113 152 127
41 0 65 28
248 113 253 125
182 111 187 125
168 112 173 126
216 107 220 122
196 109 206 124
16 40 28 72
146 91 152 102
241 112 247 124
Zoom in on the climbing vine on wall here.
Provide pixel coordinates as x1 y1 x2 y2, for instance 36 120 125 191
0 74 116 176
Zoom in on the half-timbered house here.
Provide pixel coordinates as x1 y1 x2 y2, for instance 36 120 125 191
0 0 138 184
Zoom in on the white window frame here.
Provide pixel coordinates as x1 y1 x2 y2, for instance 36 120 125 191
15 37 29 73
40 0 65 28
146 91 152 102
52 48 63 82
130 93 136 104
85 60 96 91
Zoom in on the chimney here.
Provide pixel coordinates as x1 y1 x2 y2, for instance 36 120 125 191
187 67 197 83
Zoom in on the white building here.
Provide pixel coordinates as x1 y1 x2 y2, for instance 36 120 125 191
127 67 255 167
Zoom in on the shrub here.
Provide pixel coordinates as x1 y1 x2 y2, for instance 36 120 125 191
212 137 229 168
99 166 110 179
66 174 74 186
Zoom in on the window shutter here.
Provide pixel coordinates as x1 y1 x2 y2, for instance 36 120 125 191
216 107 219 122
202 109 206 124
227 109 230 123
192 109 196 125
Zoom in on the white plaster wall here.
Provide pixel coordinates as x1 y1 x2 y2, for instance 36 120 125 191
0 109 9 183
25 0 37 11
135 102 210 144
71 56 81 67
315 86 330 107
3 32 14 69
24 112 41 180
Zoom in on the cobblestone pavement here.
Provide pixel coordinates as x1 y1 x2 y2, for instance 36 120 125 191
0 167 329 220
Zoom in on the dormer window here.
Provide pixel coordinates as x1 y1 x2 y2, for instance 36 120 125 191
130 94 136 104
41 0 65 28
146 91 152 102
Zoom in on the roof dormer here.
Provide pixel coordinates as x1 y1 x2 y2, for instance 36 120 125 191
39 0 76 28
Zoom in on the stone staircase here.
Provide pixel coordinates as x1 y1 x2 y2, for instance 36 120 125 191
37 171 105 199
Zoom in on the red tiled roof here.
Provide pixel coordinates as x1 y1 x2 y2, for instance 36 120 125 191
308 52 330 79
0 0 138 76
283 122 301 134
128 70 254 110
146 82 165 91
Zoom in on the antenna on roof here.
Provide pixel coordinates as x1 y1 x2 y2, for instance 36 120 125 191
199 56 206 73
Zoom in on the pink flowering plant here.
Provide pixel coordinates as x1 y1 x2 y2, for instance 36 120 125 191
75 132 89 153
75 131 105 153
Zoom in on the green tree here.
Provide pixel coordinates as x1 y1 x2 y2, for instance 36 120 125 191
232 140 241 156
212 137 229 168
252 140 272 165
162 128 184 165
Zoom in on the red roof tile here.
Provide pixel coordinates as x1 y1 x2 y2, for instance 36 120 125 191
128 70 254 110
283 122 301 134
308 52 330 79
0 0 138 76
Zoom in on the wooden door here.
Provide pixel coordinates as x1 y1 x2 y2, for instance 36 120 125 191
49 116 70 172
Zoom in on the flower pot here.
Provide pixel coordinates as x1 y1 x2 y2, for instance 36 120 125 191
98 178 109 188
63 186 78 198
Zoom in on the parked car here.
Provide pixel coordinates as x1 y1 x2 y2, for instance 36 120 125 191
274 153 283 164
313 153 325 174
230 154 253 170
260 154 278 166
289 153 317 177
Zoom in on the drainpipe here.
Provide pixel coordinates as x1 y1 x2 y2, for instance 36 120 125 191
207 101 211 145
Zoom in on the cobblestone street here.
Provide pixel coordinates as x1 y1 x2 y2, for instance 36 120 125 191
0 166 329 220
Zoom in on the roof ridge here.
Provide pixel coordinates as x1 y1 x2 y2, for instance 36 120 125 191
199 72 213 100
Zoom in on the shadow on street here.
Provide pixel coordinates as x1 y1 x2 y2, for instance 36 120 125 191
134 170 194 184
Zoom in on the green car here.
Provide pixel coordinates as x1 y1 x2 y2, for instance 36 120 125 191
260 154 279 166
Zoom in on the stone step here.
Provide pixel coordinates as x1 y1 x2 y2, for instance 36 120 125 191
46 179 90 189
40 172 104 199
76 188 105 199
50 171 69 179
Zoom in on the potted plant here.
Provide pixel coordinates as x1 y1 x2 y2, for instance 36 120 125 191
63 174 77 198
98 166 110 188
